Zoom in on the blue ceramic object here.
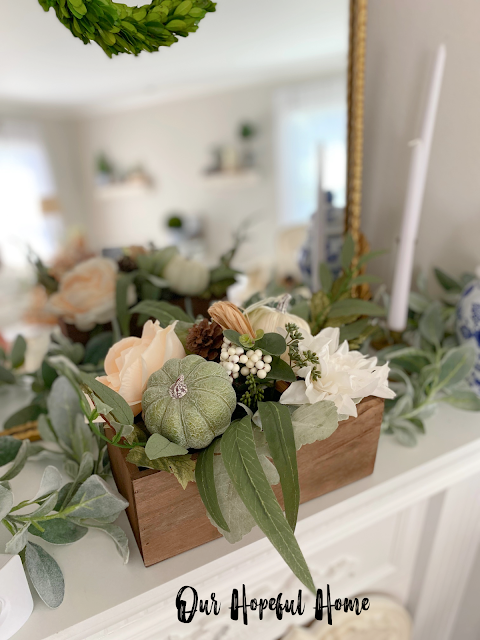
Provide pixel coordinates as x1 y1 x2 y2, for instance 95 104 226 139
456 279 480 395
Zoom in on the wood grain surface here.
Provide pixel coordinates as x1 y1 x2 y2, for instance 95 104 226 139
107 396 384 567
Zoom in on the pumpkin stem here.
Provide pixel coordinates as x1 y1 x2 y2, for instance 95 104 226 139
169 375 188 399
276 293 292 314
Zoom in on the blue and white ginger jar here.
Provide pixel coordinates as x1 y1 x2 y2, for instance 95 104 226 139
457 276 480 395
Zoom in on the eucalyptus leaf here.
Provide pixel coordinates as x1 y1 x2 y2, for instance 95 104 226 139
10 335 27 369
145 433 188 460
253 333 287 356
223 329 242 347
25 542 65 609
221 417 316 594
5 524 30 554
29 519 88 545
265 357 296 382
258 402 299 532
33 466 62 501
195 440 230 532
0 484 13 521
290 401 339 450
67 475 128 520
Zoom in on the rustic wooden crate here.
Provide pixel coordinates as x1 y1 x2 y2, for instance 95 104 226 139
107 396 384 568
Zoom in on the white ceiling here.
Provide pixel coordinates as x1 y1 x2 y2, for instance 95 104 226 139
0 0 348 112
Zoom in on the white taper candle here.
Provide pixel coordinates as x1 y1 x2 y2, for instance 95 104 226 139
388 44 447 332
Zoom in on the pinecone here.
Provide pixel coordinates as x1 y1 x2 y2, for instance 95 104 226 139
118 255 137 273
186 319 224 360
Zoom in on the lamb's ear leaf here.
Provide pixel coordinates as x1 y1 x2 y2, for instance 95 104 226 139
25 542 65 609
79 373 134 425
196 439 230 532
221 416 316 594
258 402 299 532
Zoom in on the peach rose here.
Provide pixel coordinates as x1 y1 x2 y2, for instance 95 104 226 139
48 257 122 332
96 320 186 415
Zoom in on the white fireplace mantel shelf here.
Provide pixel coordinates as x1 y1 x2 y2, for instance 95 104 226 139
5 404 480 640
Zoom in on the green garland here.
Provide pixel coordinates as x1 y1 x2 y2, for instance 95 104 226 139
38 0 216 57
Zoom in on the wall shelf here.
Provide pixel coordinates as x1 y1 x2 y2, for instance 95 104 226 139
200 169 260 188
94 182 152 201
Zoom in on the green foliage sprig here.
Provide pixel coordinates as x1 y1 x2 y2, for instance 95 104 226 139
377 268 480 446
308 234 386 342
285 323 320 381
38 0 216 58
0 443 128 608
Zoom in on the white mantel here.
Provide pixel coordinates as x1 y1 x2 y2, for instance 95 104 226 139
4 404 480 640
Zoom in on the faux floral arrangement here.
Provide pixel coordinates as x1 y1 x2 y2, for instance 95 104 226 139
0 285 394 605
30 233 243 338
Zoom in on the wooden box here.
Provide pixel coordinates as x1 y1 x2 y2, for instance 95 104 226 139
107 396 384 568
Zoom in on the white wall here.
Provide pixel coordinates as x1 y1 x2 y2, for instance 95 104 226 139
77 83 278 267
363 3 480 636
363 0 480 291
76 72 345 271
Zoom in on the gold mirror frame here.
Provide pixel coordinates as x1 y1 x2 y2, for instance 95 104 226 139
345 0 368 258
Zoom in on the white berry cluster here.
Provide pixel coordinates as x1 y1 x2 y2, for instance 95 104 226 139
220 338 273 381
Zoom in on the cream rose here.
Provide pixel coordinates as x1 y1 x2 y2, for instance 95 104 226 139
48 257 121 331
96 320 186 415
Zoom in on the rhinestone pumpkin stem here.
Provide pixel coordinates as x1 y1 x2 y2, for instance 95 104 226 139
276 293 292 313
169 375 188 399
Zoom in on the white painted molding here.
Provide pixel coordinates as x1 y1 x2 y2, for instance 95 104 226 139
412 472 480 640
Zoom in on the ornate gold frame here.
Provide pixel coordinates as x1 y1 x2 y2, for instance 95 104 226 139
345 0 368 257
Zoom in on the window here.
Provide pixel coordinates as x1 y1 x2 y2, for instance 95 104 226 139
275 76 347 226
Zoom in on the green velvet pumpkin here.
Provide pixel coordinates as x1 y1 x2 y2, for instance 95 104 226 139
142 355 237 449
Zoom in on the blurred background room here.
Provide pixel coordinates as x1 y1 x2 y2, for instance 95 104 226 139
2 2 480 640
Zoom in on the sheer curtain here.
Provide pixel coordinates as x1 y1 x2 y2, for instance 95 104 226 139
0 119 64 270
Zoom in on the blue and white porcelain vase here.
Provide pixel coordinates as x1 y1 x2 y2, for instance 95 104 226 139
456 275 480 395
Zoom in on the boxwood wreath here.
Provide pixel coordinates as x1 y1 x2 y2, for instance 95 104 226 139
38 0 216 57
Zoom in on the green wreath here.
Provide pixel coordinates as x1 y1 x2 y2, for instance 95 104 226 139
38 0 216 57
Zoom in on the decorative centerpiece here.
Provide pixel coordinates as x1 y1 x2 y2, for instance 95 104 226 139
0 235 394 604
79 295 392 588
